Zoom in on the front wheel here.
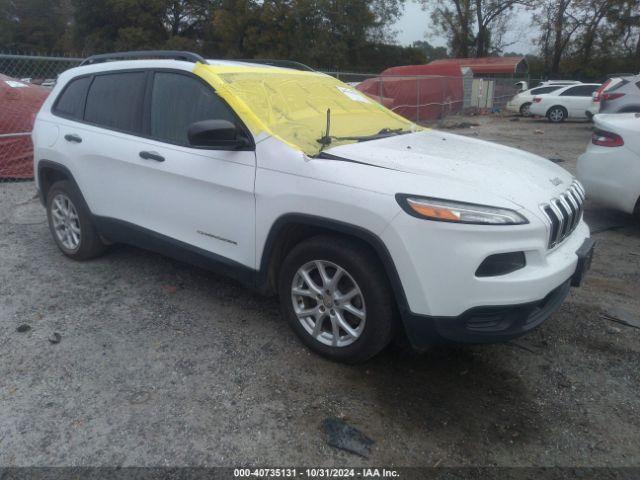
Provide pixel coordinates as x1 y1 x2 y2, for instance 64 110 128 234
519 102 532 117
547 106 567 123
278 236 397 363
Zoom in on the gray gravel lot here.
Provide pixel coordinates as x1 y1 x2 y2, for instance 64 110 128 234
1 115 639 467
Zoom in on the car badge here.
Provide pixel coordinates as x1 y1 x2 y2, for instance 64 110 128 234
550 177 563 186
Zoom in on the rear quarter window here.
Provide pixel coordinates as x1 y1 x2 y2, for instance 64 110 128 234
531 86 560 95
53 76 92 119
84 72 147 134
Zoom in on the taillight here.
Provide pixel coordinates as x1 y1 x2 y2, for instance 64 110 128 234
593 80 611 102
592 129 624 147
533 97 542 103
602 92 625 101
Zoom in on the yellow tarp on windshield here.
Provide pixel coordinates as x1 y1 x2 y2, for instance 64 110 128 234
194 64 419 156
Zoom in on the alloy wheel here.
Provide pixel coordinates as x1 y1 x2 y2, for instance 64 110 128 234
51 193 81 251
291 260 366 347
549 108 564 122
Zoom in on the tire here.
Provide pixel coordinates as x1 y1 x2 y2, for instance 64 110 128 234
519 102 532 117
46 180 106 260
547 106 567 123
278 235 397 363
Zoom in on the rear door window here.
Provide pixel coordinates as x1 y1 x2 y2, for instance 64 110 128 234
149 72 237 146
53 76 92 120
84 72 147 134
561 85 599 97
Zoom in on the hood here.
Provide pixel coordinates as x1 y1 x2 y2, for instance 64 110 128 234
324 129 574 212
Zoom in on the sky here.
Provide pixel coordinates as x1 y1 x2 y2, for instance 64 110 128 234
393 1 539 55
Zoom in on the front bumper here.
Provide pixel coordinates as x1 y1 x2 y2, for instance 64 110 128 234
402 279 571 348
400 237 595 349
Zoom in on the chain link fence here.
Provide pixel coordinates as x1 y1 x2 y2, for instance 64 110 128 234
0 53 535 181
0 54 82 181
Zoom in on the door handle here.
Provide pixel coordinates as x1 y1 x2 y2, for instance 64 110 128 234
64 134 82 143
139 151 165 162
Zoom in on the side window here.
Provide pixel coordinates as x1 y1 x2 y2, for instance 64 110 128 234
560 86 581 96
561 85 598 97
531 86 559 95
150 72 237 146
84 72 146 134
53 76 92 119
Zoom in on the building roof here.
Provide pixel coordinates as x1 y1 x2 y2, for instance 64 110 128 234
427 56 528 74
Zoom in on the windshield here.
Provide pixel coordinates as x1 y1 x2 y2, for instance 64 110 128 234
195 65 419 156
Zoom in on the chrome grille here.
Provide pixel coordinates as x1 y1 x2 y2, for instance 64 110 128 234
541 181 585 249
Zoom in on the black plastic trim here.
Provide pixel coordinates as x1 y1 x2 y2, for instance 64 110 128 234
233 59 314 71
93 216 256 287
36 160 87 209
79 50 207 67
257 213 412 314
403 279 572 350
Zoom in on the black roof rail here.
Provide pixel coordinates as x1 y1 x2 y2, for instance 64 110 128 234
234 59 315 72
79 50 208 67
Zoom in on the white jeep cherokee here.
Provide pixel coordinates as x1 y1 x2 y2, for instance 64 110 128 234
32 51 594 363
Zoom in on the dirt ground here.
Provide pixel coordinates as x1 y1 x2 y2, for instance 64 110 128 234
1 114 639 468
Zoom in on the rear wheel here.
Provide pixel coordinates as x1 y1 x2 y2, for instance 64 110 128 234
46 180 106 260
278 235 396 363
547 106 567 123
519 102 532 117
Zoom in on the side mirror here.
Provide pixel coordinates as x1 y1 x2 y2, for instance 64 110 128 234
187 119 251 149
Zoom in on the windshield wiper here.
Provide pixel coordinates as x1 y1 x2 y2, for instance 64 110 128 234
333 128 410 143
316 120 409 150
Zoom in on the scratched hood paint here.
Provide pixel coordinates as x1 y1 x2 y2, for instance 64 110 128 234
324 129 574 210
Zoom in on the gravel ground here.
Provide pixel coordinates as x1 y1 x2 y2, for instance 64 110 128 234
1 114 639 467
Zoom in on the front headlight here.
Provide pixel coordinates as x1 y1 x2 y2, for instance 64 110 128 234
396 194 528 225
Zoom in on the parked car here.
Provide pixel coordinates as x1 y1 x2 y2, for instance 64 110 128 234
585 78 622 120
529 83 601 122
506 84 564 116
33 51 594 363
538 80 582 87
598 74 640 114
577 113 640 218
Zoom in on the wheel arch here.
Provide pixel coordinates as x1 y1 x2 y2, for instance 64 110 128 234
37 160 83 207
257 214 411 315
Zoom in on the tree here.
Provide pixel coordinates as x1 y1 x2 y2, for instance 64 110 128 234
422 0 533 58
412 40 448 61
0 0 72 52
532 0 640 77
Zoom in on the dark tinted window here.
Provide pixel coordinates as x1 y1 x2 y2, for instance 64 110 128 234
84 72 146 133
150 72 236 145
54 76 91 119
561 85 599 96
531 86 560 95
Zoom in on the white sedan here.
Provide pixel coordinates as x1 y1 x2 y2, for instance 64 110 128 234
529 83 601 122
577 113 640 217
506 84 564 116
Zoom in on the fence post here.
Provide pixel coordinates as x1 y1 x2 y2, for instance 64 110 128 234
416 76 420 123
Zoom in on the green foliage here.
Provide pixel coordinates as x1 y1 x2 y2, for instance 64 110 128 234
412 40 449 62
0 0 637 77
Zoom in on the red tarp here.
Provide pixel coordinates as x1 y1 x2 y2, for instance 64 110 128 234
427 56 527 75
0 74 50 179
356 64 464 122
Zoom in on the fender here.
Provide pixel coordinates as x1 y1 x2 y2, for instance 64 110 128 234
257 213 412 316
